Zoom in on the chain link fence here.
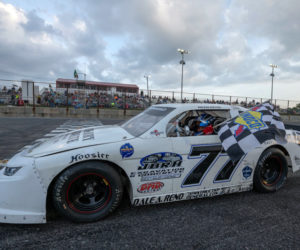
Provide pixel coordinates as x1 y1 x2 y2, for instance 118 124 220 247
0 79 300 115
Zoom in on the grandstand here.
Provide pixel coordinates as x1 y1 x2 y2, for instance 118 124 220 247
55 78 139 96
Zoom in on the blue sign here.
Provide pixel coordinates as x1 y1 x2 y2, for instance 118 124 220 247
120 143 134 159
242 166 252 179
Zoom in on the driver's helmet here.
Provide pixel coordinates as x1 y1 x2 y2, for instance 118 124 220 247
196 117 209 127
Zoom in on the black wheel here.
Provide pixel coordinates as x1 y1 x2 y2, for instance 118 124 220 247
254 148 288 193
52 161 123 222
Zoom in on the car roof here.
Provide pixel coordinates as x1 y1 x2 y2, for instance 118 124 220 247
152 103 247 111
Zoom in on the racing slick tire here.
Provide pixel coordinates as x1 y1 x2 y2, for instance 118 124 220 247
253 148 288 193
52 161 123 223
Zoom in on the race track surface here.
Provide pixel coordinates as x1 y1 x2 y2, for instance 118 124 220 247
0 117 300 249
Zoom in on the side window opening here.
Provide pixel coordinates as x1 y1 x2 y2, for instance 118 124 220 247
166 110 229 137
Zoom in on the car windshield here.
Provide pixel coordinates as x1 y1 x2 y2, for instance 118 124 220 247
122 106 175 137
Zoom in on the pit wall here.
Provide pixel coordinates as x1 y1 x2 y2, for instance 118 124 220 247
0 106 142 119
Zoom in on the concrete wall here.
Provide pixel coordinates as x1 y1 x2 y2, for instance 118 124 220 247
0 106 142 119
0 106 299 122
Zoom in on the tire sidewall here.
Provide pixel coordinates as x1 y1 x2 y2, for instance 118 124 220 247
254 148 288 192
53 161 123 222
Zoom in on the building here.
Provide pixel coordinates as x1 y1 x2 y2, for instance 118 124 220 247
21 80 39 104
56 78 139 96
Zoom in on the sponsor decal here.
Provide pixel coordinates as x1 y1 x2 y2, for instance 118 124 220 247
120 143 134 158
136 152 184 181
82 128 94 141
150 130 164 136
133 185 252 206
234 110 267 137
70 152 109 164
186 185 252 200
137 182 164 193
139 152 182 169
197 106 222 109
133 193 184 206
242 166 253 179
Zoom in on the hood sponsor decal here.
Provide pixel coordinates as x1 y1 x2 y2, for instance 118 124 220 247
120 143 134 158
70 152 109 164
132 152 184 181
234 110 267 137
137 182 164 193
150 130 164 136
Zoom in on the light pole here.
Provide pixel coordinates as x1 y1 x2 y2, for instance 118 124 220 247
177 48 189 103
144 74 151 97
269 64 278 104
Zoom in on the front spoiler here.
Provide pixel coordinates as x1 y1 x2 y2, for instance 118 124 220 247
0 208 46 224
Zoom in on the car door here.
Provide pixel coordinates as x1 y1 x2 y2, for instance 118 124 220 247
168 110 243 194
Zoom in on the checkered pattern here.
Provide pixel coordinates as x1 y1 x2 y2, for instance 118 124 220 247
218 102 286 162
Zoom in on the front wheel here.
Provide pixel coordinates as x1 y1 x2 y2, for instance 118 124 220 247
253 148 288 193
52 161 123 222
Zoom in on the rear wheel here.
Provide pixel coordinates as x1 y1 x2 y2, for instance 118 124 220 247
52 161 123 222
254 148 288 193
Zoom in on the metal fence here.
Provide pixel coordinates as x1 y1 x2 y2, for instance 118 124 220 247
0 79 300 115
146 89 300 114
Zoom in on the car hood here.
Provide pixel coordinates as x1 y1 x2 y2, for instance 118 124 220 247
24 125 134 157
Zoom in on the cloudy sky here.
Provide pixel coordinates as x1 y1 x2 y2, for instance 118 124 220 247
1 0 300 100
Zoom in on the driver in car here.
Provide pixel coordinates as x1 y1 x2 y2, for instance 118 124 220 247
193 117 214 135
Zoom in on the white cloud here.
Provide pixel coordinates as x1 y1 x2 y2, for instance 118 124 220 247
73 20 86 32
0 0 300 101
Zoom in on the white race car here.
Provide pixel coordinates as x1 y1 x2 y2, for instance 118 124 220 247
1 104 300 224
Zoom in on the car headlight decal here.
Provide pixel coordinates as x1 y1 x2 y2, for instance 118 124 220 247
4 167 22 176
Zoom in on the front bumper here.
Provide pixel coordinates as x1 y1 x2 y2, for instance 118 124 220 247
0 154 47 224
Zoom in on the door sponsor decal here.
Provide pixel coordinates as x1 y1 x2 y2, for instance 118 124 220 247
137 182 164 193
132 152 184 181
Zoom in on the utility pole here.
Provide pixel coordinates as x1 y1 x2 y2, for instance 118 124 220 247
269 64 278 104
177 48 190 103
144 75 151 97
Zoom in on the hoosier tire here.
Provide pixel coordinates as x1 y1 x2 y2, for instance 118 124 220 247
52 161 123 223
253 148 288 193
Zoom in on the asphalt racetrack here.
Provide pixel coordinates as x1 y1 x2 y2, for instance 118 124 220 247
0 117 300 249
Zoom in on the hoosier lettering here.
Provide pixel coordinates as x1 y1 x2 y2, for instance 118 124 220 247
70 152 109 163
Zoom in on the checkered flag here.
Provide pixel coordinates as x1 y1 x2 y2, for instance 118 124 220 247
218 102 286 162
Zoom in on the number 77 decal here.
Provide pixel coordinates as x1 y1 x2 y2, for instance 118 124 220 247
181 144 241 188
